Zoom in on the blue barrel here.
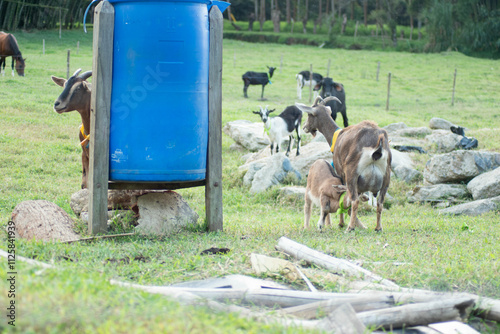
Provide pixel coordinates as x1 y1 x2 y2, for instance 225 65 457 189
107 0 213 182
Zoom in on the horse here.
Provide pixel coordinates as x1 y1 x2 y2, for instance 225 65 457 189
0 32 26 77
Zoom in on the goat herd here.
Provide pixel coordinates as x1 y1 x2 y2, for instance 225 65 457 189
246 68 392 233
49 67 392 234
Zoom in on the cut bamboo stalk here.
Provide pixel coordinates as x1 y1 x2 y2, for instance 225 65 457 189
278 294 395 319
277 237 399 288
357 297 475 330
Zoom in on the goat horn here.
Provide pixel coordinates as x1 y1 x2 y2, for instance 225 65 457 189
79 71 92 81
323 96 342 104
72 68 82 78
313 96 324 106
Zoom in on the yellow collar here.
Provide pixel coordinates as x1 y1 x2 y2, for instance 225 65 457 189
330 129 342 153
80 124 90 147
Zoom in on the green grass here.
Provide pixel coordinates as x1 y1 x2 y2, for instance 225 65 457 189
0 29 499 333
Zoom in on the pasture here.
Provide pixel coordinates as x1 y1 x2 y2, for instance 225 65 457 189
1 29 499 332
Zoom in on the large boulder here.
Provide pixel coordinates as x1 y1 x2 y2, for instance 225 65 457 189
246 153 301 194
467 167 500 200
439 196 500 216
425 131 463 153
407 184 469 203
393 126 432 138
424 150 500 185
223 120 270 152
70 189 152 216
11 200 80 242
429 117 457 130
289 141 331 178
135 191 199 235
391 150 422 183
383 122 408 134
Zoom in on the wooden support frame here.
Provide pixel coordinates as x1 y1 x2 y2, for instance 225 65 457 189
89 2 223 234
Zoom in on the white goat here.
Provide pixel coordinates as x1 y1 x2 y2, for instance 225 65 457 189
252 105 303 156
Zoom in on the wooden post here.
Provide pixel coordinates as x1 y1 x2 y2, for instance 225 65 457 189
88 1 114 235
452 68 457 106
280 54 283 74
42 39 45 55
376 61 380 81
326 59 331 77
66 50 70 79
354 20 359 38
77 41 80 55
59 6 62 39
386 72 391 111
207 5 223 232
309 64 313 103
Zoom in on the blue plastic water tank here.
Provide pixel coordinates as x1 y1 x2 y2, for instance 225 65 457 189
107 0 212 182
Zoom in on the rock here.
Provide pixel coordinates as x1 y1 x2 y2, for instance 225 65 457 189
388 135 427 149
439 196 500 216
135 191 199 235
390 150 422 183
407 184 469 203
249 153 301 193
278 186 306 202
70 189 155 216
383 122 408 134
223 120 270 152
467 167 500 200
429 117 457 130
11 200 80 242
424 150 500 185
425 131 462 153
393 127 432 138
289 141 332 178
243 161 267 187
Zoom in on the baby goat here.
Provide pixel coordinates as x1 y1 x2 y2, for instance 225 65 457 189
305 159 369 230
297 96 391 232
242 66 276 100
296 71 323 100
253 105 302 156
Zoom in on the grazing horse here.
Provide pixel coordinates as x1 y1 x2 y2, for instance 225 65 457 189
0 32 26 77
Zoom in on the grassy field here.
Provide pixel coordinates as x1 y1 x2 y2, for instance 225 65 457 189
1 28 499 333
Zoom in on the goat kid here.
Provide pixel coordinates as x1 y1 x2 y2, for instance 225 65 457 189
305 159 369 230
253 105 302 156
242 66 276 100
320 77 348 128
297 96 391 232
296 71 323 100
51 68 92 189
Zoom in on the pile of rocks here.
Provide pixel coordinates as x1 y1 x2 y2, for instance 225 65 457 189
224 117 500 216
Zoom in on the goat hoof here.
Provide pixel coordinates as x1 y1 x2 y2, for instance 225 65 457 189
375 228 383 232
345 227 355 233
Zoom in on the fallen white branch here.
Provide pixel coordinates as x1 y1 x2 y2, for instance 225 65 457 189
0 249 54 269
357 297 475 330
277 237 399 288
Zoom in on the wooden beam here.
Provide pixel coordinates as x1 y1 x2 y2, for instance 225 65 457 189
108 180 205 191
88 1 114 235
206 5 224 232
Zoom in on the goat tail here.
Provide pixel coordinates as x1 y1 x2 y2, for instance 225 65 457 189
372 134 385 161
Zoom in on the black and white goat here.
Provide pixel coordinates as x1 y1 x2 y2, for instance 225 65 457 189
320 77 348 128
253 105 302 156
296 71 323 100
242 66 276 100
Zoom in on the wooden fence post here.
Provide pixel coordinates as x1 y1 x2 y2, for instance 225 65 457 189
386 72 391 111
452 68 457 106
207 5 223 232
77 41 80 55
88 1 114 235
309 64 313 103
66 50 70 79
280 54 283 74
42 39 45 55
326 59 331 77
376 61 380 81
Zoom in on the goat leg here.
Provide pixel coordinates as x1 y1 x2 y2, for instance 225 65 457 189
338 213 345 228
285 135 292 157
304 193 312 229
295 129 301 156
375 187 389 232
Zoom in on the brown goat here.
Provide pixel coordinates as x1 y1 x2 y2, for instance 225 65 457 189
51 69 92 189
297 97 391 232
305 159 368 230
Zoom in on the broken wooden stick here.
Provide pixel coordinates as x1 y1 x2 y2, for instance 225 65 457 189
278 294 395 319
62 232 136 244
277 237 399 288
357 297 475 330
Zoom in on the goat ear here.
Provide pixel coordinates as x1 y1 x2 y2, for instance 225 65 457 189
51 75 66 87
332 185 347 193
295 102 314 115
360 194 369 202
252 111 260 115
